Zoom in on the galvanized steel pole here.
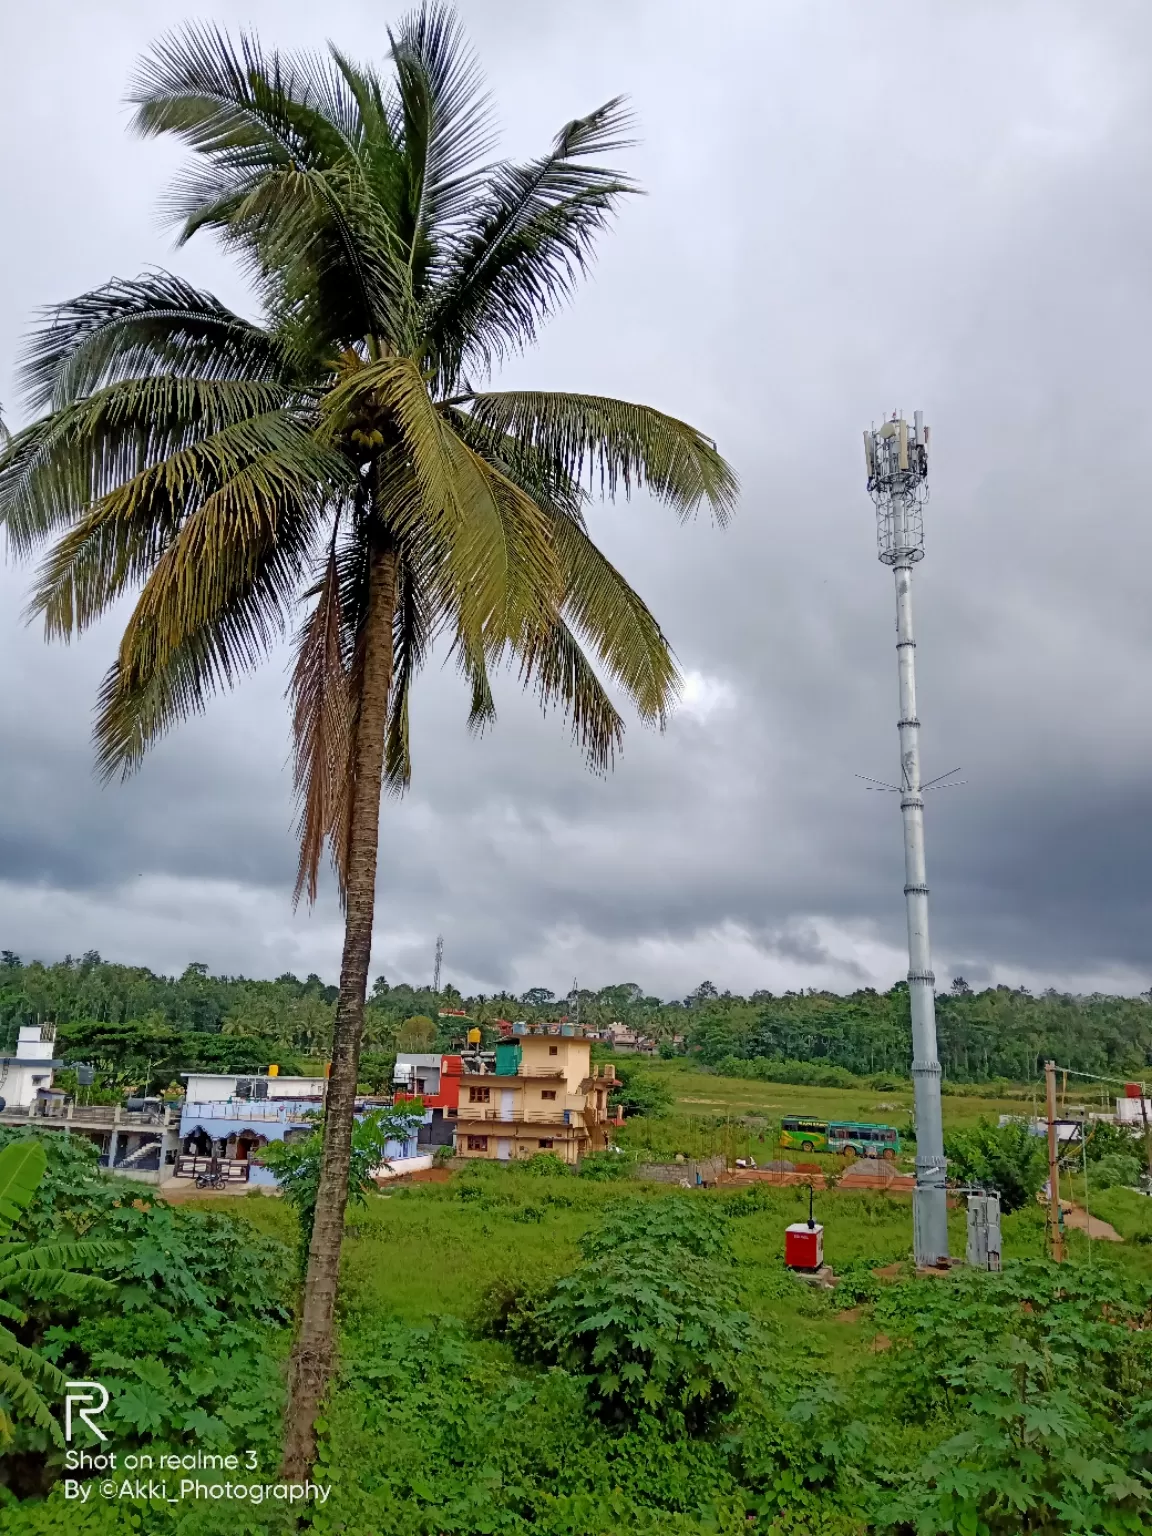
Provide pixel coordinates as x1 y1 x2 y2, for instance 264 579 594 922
865 413 949 1267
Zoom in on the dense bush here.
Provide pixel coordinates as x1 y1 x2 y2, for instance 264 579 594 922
712 1055 860 1088
872 1261 1152 1533
944 1117 1049 1211
576 1149 633 1181
1090 1151 1144 1191
491 1196 748 1433
608 1061 675 1118
0 1129 292 1521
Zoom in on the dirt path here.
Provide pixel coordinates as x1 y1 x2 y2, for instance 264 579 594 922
1064 1204 1123 1241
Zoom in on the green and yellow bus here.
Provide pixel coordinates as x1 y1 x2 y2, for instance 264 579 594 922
779 1117 830 1153
779 1117 902 1159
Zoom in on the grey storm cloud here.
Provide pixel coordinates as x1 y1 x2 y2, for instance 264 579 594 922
2 0 1151 996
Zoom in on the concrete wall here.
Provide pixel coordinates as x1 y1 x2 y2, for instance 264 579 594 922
635 1157 726 1187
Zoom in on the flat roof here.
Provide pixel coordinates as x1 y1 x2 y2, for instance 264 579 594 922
179 1072 326 1083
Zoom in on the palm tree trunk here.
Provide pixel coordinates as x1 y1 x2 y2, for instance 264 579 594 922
281 536 397 1479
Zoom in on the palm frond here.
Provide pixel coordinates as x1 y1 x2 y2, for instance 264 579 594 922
27 412 339 642
516 613 625 772
463 390 738 522
383 549 436 792
92 438 347 779
290 545 351 905
322 356 560 640
2 376 304 565
20 273 292 412
387 2 497 268
5 1272 119 1307
130 25 358 201
131 28 411 345
425 96 637 388
551 514 680 727
0 1238 123 1279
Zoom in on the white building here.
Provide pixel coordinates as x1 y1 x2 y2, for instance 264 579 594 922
0 1025 63 1108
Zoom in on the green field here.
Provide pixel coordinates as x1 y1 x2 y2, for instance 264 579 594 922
609 1059 1041 1173
169 1061 1152 1534
635 1057 1038 1125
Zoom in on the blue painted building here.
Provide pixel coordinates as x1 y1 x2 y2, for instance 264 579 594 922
177 1072 427 1186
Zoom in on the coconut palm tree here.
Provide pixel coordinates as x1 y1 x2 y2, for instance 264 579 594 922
0 5 736 1472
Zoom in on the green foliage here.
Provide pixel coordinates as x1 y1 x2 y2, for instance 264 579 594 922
872 1262 1152 1533
532 1243 750 1431
608 1060 675 1118
258 1105 423 1269
0 1140 122 1449
945 1118 1049 1212
0 1127 292 1511
714 1055 862 1088
1091 1151 1144 1191
316 1317 750 1536
497 1195 748 1433
0 1141 47 1235
577 1149 633 1181
396 1016 436 1051
520 1152 571 1178
579 1195 732 1261
5 947 1152 1097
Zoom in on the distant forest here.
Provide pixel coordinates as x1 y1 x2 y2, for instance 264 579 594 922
1 951 1149 1093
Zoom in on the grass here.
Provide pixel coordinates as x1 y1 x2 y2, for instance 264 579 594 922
612 1058 1037 1176
198 1060 1152 1330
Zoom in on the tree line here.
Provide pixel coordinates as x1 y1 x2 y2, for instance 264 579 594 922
3 951 1150 1091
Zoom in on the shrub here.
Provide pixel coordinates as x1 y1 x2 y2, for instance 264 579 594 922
608 1062 675 1118
711 1056 860 1088
944 1117 1048 1212
531 1242 749 1432
1090 1151 1144 1191
577 1149 633 1181
579 1195 731 1261
873 1262 1152 1534
521 1151 571 1178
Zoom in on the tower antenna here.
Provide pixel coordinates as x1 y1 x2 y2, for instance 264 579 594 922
863 410 949 1268
432 935 444 995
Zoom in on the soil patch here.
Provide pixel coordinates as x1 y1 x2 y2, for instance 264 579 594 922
1064 1205 1123 1242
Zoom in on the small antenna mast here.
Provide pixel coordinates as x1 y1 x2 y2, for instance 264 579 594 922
432 935 444 995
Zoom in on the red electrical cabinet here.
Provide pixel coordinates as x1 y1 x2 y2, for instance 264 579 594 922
784 1222 824 1271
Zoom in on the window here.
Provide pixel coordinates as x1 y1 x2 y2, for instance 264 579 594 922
469 1087 491 1104
538 1139 554 1149
541 1090 557 1101
548 1046 558 1056
467 1136 489 1151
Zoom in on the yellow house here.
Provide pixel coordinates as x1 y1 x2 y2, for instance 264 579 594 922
455 1030 618 1165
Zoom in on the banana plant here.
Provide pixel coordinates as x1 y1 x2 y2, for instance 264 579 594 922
0 1140 121 1445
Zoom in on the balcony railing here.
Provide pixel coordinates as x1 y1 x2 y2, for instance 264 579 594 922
0 1103 179 1128
462 1066 567 1079
456 1108 574 1125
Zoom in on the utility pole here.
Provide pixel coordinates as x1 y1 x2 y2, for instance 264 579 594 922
1139 1079 1152 1183
1045 1059 1064 1262
864 412 949 1267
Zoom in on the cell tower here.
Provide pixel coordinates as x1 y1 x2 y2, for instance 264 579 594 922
432 935 444 995
863 411 949 1268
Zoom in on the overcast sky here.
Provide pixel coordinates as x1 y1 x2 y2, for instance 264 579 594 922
2 0 1151 999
